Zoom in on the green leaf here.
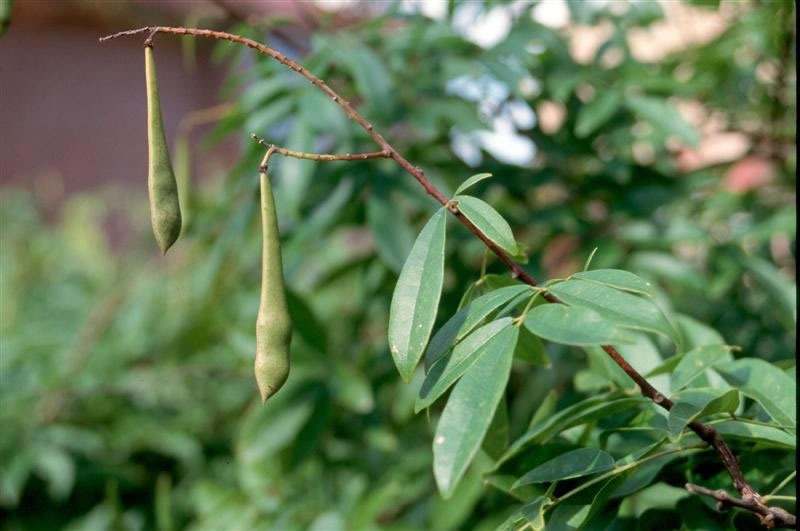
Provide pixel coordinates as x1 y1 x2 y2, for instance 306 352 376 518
646 352 686 379
492 511 525 531
337 44 392 118
520 496 548 529
483 396 510 461
741 255 797 329
455 173 493 195
630 252 705 292
424 285 530 370
330 362 374 414
572 269 657 298
416 318 515 412
548 280 682 348
454 195 519 255
482 474 540 503
238 387 317 463
670 344 732 391
0 451 33 506
244 97 294 135
529 389 559 431
433 325 517 497
575 91 621 138
286 289 327 353
514 324 550 366
625 95 700 146
612 333 668 391
513 449 615 487
388 208 447 382
712 421 796 449
715 358 796 428
366 193 415 274
240 77 287 112
498 396 649 466
579 476 631 530
33 446 75 500
276 116 315 219
577 345 636 392
523 304 635 346
430 454 487 531
667 389 740 438
481 274 524 291
675 314 725 350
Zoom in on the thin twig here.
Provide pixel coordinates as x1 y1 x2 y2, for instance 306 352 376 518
767 471 798 500
100 26 796 528
251 134 389 162
686 483 796 529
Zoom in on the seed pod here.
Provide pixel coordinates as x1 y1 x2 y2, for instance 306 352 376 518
145 45 181 254
255 165 292 403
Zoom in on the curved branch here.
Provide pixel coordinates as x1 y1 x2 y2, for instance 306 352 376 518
251 134 389 162
100 26 795 528
686 483 796 529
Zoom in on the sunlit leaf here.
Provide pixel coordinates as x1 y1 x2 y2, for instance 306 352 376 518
667 388 740 438
670 344 732 391
572 269 657 298
498 396 649 466
523 304 635 346
548 280 682 348
715 358 796 428
424 285 530 370
388 208 447 382
520 496 548 529
513 448 615 486
712 421 796 449
416 318 515 412
455 173 493 195
454 195 518 255
366 192 415 274
433 325 517 497
514 323 550 366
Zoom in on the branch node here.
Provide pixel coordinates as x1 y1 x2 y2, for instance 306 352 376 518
143 27 160 47
686 483 795 529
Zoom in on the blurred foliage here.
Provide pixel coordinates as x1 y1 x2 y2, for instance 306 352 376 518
1 0 795 529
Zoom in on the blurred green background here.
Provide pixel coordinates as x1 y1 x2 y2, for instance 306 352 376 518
0 0 795 529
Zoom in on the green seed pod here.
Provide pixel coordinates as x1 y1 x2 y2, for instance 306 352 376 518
145 45 181 254
255 166 292 403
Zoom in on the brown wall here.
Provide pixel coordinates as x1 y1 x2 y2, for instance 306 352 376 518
0 9 237 203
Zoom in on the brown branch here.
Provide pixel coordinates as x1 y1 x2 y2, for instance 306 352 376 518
100 26 795 528
251 134 389 162
686 483 797 529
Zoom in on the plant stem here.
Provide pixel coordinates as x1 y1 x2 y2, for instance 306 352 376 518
766 471 797 499
764 496 797 503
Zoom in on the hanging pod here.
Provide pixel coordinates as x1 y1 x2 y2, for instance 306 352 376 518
145 45 181 253
255 164 292 402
